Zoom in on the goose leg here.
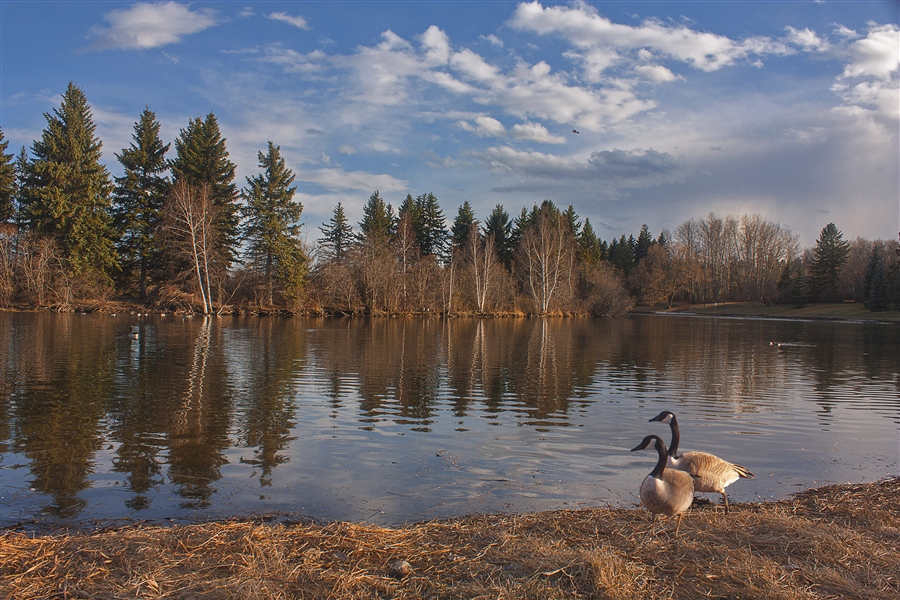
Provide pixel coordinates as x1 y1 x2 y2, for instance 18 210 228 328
722 491 729 514
674 513 683 537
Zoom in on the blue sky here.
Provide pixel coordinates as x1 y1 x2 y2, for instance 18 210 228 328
1 1 898 247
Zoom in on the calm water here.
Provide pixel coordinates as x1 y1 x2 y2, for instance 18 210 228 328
0 312 897 530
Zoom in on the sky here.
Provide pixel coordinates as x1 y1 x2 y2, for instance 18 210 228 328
1 1 898 248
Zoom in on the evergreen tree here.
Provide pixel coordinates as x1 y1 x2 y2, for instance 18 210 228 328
508 206 532 259
634 224 655 262
608 234 635 274
450 201 476 253
0 128 15 223
415 192 447 258
483 204 513 268
578 218 604 264
809 223 850 301
319 202 353 261
18 82 117 280
563 204 581 235
170 113 239 266
242 141 306 303
791 265 809 308
358 190 394 243
113 107 170 299
863 246 889 311
776 260 793 303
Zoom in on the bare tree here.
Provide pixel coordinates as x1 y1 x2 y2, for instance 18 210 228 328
161 181 219 314
515 206 575 314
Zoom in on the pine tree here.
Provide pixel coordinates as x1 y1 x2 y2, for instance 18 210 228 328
358 190 394 243
18 82 117 281
450 201 476 253
609 234 635 274
483 204 513 268
170 113 239 268
0 128 15 223
242 142 306 304
809 223 850 302
113 107 170 299
319 202 353 261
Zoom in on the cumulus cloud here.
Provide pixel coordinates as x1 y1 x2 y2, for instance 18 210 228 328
509 1 790 78
832 23 899 126
459 116 566 143
785 26 830 52
841 24 899 80
635 64 682 83
87 1 218 51
267 12 310 30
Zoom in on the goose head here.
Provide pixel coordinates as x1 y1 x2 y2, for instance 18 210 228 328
648 410 676 425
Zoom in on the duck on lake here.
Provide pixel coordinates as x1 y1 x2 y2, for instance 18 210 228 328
631 434 695 536
649 410 753 513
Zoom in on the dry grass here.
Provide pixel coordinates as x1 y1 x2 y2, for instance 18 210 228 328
2 478 898 599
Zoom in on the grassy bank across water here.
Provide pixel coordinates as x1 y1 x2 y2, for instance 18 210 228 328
1 478 897 599
631 301 900 323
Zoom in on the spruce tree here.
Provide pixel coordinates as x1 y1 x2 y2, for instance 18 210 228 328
113 107 170 299
170 113 239 267
450 201 476 253
863 247 889 311
19 82 117 281
0 128 15 223
578 218 604 264
242 142 306 304
809 223 850 301
415 192 447 258
358 190 394 243
319 202 353 261
483 204 513 268
634 224 655 262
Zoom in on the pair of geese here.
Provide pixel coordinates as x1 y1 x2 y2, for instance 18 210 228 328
632 410 753 535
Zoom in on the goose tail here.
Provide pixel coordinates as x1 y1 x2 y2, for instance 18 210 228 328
732 463 754 479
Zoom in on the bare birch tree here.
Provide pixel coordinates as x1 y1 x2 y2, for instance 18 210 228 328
162 181 219 314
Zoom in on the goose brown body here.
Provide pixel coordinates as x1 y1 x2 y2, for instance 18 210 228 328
650 410 753 513
631 434 694 535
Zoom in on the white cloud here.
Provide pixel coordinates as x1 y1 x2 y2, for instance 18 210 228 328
459 116 566 144
300 167 408 193
471 145 681 186
509 1 791 76
841 24 899 80
480 34 504 47
268 12 310 30
635 64 681 83
785 26 830 52
338 145 357 155
87 1 218 51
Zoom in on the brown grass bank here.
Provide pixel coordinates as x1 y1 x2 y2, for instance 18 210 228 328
2 478 898 599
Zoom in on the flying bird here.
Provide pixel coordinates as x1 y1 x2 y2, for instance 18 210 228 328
571 129 580 134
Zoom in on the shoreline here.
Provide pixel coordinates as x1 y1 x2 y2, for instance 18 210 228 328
3 300 898 323
2 478 897 599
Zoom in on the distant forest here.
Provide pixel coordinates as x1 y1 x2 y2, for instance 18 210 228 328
1 83 897 316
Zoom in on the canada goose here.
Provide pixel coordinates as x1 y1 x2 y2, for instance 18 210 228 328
649 410 753 513
631 434 695 535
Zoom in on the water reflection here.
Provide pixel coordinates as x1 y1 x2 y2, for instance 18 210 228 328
0 312 896 527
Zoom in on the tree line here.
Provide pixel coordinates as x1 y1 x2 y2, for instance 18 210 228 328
0 82 897 315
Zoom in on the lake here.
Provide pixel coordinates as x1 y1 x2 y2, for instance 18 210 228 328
0 312 897 530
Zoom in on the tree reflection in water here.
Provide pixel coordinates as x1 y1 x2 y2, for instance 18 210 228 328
0 313 896 525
